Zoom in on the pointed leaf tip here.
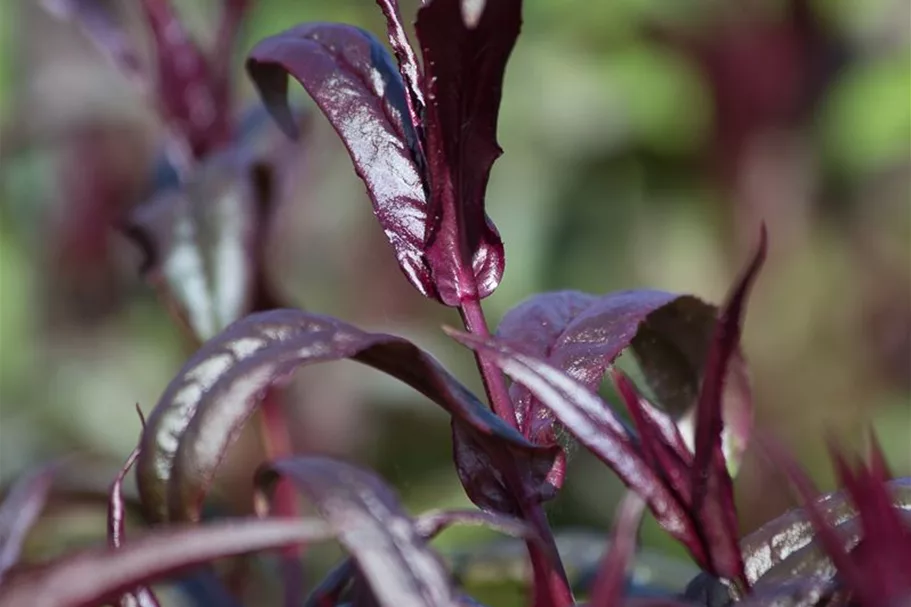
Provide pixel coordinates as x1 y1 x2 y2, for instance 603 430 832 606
588 492 646 607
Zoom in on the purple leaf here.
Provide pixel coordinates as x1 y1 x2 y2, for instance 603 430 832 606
254 456 461 607
588 492 646 607
445 328 706 567
412 0 514 305
688 225 767 585
374 0 425 129
135 309 556 523
124 150 277 343
0 462 61 584
246 23 436 299
495 288 753 479
305 508 534 607
139 0 230 157
40 0 145 84
0 517 336 607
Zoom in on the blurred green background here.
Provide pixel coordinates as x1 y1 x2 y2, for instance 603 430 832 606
0 0 908 603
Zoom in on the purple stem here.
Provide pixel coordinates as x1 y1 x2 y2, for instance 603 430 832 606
457 297 573 607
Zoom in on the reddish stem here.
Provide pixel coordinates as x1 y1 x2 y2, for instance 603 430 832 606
259 387 304 607
458 298 573 607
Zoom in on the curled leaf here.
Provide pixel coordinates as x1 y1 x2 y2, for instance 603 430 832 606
0 517 335 607
136 309 556 523
255 456 460 607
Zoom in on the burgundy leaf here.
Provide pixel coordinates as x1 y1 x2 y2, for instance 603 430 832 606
588 492 646 607
124 149 276 343
108 446 161 607
139 0 230 157
41 0 145 84
254 456 461 607
304 508 534 607
135 309 556 523
0 517 335 607
495 289 753 477
445 328 706 567
412 0 514 305
0 463 60 584
688 225 767 585
246 23 436 299
374 0 425 129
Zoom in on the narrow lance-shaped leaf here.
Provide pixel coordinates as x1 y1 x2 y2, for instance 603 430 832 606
588 492 647 607
40 0 145 85
413 0 513 304
255 456 462 607
246 23 435 298
0 517 336 607
0 462 60 584
303 508 535 607
136 309 557 523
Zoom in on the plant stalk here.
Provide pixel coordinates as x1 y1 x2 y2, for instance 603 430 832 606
259 387 304 607
458 297 574 607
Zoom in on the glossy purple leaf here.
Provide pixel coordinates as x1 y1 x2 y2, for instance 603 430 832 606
0 462 61 584
304 508 534 607
125 149 277 343
374 0 425 130
445 328 706 566
108 446 161 607
495 288 752 479
246 23 436 299
0 517 335 607
135 308 557 523
588 492 646 607
254 456 461 607
412 0 514 305
41 0 144 84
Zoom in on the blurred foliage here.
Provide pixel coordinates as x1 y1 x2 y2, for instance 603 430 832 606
0 0 908 602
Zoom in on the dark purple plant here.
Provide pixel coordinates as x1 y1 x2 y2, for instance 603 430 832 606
5 1 910 607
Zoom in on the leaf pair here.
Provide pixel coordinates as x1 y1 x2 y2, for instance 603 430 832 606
247 0 518 305
4 452 534 607
449 227 768 586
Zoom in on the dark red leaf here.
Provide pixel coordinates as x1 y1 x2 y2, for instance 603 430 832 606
254 456 461 607
124 149 277 343
139 0 230 157
412 0 514 305
688 225 766 585
136 309 556 523
374 0 425 130
445 328 706 567
41 0 145 84
495 289 753 477
0 517 335 607
588 492 646 607
0 462 60 584
246 23 436 299
304 508 534 607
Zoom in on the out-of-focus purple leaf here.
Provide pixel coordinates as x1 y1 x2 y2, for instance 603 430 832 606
136 309 557 523
588 492 646 607
213 0 253 82
304 508 534 607
246 23 436 299
41 0 145 84
411 0 514 305
139 0 230 157
0 463 60 584
688 225 766 586
124 149 276 343
108 446 161 607
445 328 706 567
494 288 752 480
254 456 461 607
0 517 335 607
